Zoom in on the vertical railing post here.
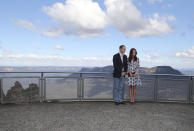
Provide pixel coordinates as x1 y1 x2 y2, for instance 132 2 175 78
77 76 80 101
40 72 44 102
44 76 46 102
80 73 83 101
192 77 194 103
188 76 193 103
0 79 3 104
78 73 83 101
154 75 158 102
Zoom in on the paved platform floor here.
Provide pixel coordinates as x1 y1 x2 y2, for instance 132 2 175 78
0 102 194 131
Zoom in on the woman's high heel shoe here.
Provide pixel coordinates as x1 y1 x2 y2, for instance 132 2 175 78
130 97 133 103
132 97 135 103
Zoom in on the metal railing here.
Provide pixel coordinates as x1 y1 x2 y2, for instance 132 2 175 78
0 72 193 104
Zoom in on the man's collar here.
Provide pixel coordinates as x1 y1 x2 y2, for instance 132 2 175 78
119 52 124 56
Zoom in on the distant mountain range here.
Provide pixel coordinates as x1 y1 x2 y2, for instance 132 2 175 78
80 65 183 75
0 66 82 72
179 69 194 75
0 65 185 76
55 65 185 84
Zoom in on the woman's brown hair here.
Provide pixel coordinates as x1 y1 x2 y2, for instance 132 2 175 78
128 48 137 62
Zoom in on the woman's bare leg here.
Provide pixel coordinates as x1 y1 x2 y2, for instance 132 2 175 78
132 86 136 102
129 86 133 102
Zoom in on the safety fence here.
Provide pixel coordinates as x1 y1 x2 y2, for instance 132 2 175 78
0 72 193 104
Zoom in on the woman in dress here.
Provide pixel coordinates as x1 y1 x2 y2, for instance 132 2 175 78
128 48 141 103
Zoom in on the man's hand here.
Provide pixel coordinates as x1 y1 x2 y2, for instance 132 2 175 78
121 72 126 76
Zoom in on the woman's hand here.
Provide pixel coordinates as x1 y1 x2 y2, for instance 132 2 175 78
129 72 133 77
133 70 138 77
133 73 137 77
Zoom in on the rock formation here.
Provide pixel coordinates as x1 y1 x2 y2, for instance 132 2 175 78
4 81 39 104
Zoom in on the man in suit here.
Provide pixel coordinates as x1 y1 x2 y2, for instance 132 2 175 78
113 45 128 105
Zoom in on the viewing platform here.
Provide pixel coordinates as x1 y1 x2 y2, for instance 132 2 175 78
0 72 194 131
0 102 194 131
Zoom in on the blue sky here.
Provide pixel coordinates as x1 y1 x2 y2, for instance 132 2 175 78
0 0 194 68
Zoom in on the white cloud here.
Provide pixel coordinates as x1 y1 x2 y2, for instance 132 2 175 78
54 45 64 50
3 49 14 55
14 0 175 39
105 0 174 38
0 51 112 66
175 46 194 58
41 30 60 38
42 0 107 38
166 15 176 22
0 40 2 48
14 19 37 31
1 48 194 68
141 52 162 64
173 47 194 68
147 0 163 4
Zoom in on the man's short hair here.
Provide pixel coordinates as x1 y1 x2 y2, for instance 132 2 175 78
119 45 125 49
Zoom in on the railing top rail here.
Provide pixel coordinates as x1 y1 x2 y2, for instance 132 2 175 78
0 71 112 74
0 71 193 77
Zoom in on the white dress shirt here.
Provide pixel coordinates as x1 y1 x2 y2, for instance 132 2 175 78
119 52 124 71
119 52 123 63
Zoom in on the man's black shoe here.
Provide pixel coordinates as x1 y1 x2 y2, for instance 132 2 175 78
114 102 120 105
120 102 126 105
